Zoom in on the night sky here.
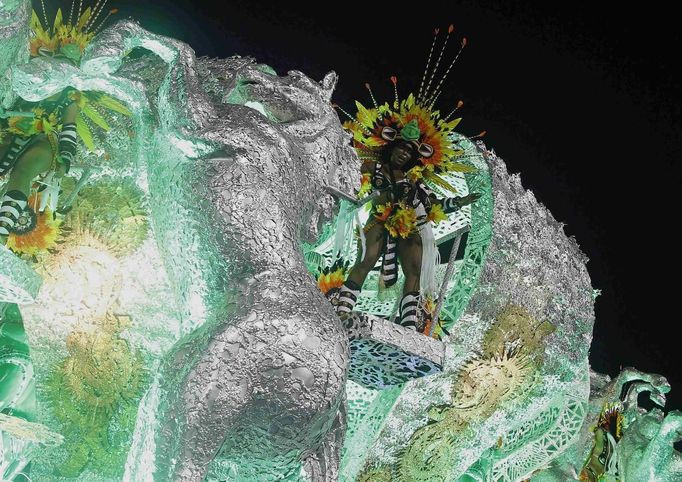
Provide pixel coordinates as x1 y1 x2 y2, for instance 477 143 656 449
87 1 681 410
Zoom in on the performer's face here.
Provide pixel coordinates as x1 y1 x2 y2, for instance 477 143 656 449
390 141 417 168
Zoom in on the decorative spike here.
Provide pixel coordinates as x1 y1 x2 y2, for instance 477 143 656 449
444 100 464 121
93 8 117 35
425 36 467 107
417 28 440 102
40 0 50 32
422 24 454 105
76 0 83 26
391 76 399 108
84 0 108 32
428 91 442 111
332 104 373 135
364 83 379 109
68 0 76 26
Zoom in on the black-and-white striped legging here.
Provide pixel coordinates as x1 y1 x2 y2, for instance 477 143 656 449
57 123 77 172
0 190 28 236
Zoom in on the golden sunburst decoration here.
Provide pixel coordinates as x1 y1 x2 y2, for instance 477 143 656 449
60 177 149 257
6 193 62 256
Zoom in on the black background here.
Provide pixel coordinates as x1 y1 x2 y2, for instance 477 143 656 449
73 1 681 409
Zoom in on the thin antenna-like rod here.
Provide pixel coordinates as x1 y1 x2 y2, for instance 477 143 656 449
417 28 439 102
422 24 454 104
444 100 464 121
39 0 50 31
93 8 117 34
84 0 108 32
332 104 373 135
365 83 379 109
425 37 467 107
68 0 76 26
428 91 442 111
75 0 84 26
391 76 399 108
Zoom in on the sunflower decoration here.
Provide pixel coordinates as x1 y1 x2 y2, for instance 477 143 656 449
373 201 393 222
596 402 624 440
317 256 350 296
6 106 60 138
580 402 625 482
6 193 62 256
336 25 484 200
427 202 448 224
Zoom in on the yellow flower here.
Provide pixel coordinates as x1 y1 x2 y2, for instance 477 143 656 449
427 203 448 224
407 165 424 182
357 173 372 199
317 268 346 295
384 202 417 238
374 202 393 222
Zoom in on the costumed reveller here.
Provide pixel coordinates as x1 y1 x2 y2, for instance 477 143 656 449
323 25 483 334
0 1 128 244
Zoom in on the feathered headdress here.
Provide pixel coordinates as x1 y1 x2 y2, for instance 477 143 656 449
23 1 131 153
337 25 485 194
30 0 119 63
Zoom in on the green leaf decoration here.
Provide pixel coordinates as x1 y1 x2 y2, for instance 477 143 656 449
53 8 63 31
82 103 111 131
447 162 477 173
94 95 132 117
424 171 458 194
76 115 95 151
76 7 92 30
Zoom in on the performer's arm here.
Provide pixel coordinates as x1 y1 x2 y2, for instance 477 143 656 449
425 185 481 214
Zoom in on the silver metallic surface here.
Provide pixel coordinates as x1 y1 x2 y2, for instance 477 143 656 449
80 20 360 481
365 315 445 367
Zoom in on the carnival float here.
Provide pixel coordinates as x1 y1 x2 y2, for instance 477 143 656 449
0 0 680 480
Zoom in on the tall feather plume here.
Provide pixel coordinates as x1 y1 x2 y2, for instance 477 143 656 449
390 76 399 108
421 24 454 106
425 37 467 108
444 100 464 122
68 0 76 26
365 83 379 109
84 0 108 32
417 28 439 102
